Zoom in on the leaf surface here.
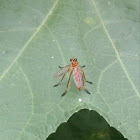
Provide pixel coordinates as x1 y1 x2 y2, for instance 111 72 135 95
0 0 139 140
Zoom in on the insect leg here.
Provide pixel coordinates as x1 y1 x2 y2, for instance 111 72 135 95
62 70 73 96
58 66 64 69
85 80 92 84
84 88 91 94
81 65 86 68
83 71 93 84
54 74 66 87
82 72 91 94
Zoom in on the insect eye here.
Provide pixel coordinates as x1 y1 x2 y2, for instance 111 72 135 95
70 59 72 61
75 58 77 61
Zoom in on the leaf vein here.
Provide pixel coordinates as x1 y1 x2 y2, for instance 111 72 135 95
46 26 66 65
97 59 118 92
0 0 60 82
92 0 140 98
16 63 34 140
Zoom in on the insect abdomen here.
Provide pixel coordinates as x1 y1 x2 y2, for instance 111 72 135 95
73 67 82 90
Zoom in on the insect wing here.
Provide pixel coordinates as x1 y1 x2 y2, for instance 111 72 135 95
54 65 70 77
73 66 82 90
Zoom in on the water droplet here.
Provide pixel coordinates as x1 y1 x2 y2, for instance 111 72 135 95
51 56 54 58
78 98 82 102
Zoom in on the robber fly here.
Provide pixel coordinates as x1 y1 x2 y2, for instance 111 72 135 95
54 58 93 96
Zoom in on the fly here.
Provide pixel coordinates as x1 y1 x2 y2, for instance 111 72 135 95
54 58 93 96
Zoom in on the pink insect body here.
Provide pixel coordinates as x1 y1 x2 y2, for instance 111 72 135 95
54 58 92 96
73 66 82 91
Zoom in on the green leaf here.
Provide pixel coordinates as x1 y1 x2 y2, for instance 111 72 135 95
0 0 139 140
47 109 128 140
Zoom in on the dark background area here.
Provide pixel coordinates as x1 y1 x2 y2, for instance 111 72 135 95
47 109 128 140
